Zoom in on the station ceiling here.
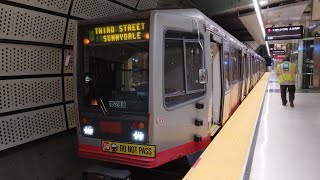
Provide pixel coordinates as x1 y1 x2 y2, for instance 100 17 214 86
187 0 312 46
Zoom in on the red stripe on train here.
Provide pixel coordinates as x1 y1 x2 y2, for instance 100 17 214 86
79 136 211 168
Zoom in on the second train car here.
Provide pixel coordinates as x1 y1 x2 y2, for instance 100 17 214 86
75 9 266 168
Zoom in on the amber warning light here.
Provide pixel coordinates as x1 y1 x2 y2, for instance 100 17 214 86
144 32 150 40
83 38 90 45
90 21 149 43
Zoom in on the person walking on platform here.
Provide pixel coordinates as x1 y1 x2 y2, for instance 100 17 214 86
276 57 296 107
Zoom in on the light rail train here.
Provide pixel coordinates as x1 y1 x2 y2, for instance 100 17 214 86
75 9 266 168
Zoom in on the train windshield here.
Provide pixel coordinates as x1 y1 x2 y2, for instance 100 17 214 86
82 42 149 114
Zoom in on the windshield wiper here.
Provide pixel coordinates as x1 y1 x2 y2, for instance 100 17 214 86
99 98 108 116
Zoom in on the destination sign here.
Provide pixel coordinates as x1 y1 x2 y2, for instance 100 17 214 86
266 25 303 41
88 21 149 43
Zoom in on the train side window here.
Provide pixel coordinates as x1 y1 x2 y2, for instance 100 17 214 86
164 30 205 109
224 52 230 92
231 47 238 83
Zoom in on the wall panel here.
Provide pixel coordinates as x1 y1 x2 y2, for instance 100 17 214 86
116 0 139 8
7 0 72 14
66 103 77 128
0 4 66 44
65 19 77 45
137 0 158 10
0 43 62 76
0 77 63 113
70 0 131 19
64 76 74 101
0 106 66 151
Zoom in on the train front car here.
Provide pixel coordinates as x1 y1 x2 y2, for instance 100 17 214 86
75 12 157 167
75 9 214 168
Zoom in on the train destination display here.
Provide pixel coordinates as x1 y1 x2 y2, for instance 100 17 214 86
265 26 303 41
88 21 149 43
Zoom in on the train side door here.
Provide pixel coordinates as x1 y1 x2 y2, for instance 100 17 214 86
210 34 223 134
221 41 231 125
241 53 247 100
249 55 254 90
229 46 239 114
246 54 251 94
239 51 245 102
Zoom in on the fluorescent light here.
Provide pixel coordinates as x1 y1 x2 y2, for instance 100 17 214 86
253 0 266 37
253 0 271 57
265 41 271 56
259 0 268 6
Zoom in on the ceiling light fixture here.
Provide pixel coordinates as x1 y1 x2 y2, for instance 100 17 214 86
253 0 271 57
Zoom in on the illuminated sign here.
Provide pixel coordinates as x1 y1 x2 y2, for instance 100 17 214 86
89 21 149 43
266 25 303 41
273 55 286 60
271 50 285 55
272 50 286 60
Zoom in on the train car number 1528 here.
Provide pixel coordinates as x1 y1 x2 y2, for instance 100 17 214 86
109 101 126 108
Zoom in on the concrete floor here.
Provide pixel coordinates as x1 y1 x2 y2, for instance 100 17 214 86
0 129 189 180
0 129 98 180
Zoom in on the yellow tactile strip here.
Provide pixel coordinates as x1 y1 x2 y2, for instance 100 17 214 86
183 73 270 180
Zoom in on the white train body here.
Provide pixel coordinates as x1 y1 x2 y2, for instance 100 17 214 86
75 9 265 168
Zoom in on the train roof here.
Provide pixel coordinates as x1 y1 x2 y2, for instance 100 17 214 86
78 8 264 60
154 9 262 58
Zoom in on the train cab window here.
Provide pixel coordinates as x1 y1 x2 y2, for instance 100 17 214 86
185 42 205 92
81 42 149 114
164 40 185 95
164 30 205 109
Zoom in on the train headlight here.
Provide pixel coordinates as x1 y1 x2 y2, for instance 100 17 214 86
132 130 144 141
83 125 94 136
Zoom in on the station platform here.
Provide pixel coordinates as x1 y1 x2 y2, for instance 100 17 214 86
249 74 320 180
184 73 320 180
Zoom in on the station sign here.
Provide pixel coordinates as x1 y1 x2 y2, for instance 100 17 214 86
272 50 286 60
88 20 149 43
273 55 286 60
265 25 303 41
271 50 285 55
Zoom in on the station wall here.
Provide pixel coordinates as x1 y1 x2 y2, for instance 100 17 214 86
0 0 158 151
